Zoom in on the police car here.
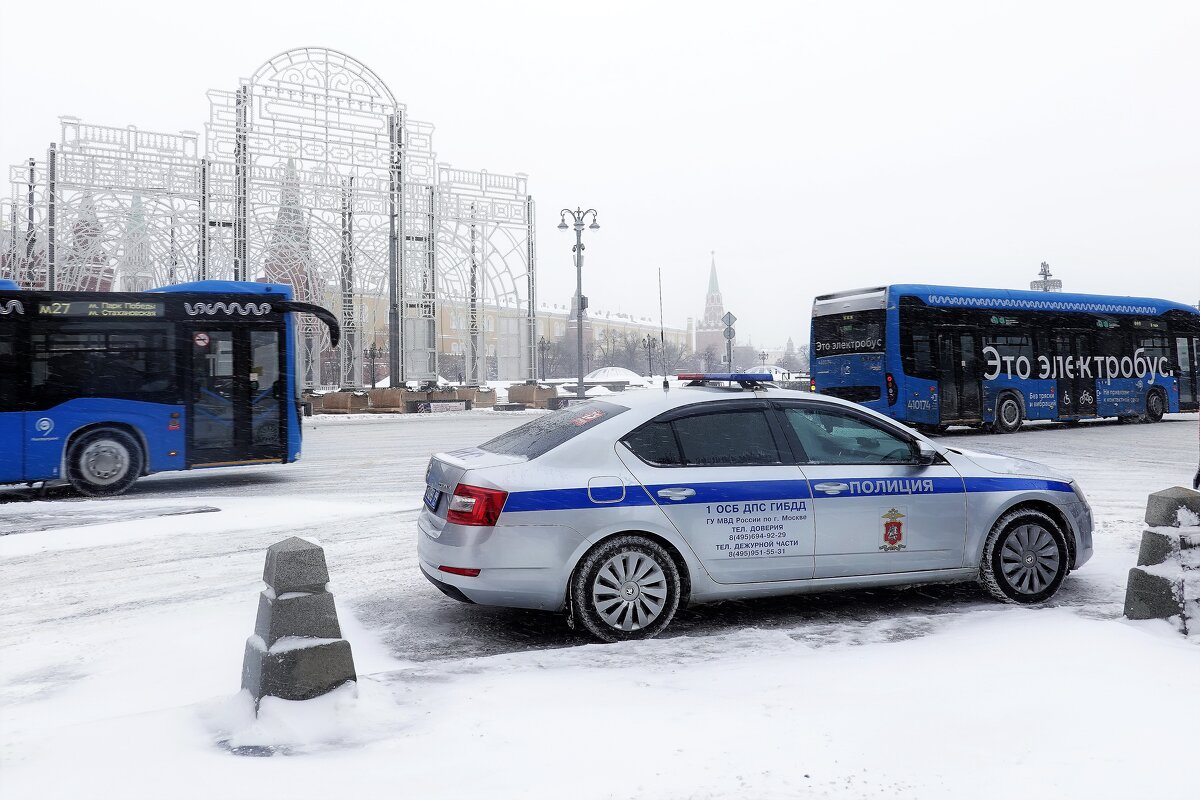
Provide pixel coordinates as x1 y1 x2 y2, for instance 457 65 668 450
418 374 1093 642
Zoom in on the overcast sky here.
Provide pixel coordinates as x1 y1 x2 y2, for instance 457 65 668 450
2 0 1197 347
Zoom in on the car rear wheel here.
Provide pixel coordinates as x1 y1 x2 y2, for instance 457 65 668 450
1142 389 1165 423
991 394 1022 434
979 509 1068 604
571 535 681 642
67 428 143 497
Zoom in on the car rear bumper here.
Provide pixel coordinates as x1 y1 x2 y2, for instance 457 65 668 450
416 514 585 611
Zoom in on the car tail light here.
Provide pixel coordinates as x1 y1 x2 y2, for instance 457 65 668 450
886 373 898 405
438 565 481 577
447 483 508 526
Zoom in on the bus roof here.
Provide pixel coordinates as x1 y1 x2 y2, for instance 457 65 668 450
148 280 293 298
0 279 295 298
815 284 1197 317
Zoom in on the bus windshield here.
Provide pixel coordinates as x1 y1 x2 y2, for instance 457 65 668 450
812 310 885 357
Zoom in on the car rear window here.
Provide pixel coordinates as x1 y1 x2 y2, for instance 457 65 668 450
480 400 629 459
623 408 784 467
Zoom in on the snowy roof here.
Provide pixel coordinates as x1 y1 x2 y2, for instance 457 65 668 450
584 366 647 384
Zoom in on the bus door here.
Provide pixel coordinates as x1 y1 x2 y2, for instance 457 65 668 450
1053 332 1096 417
1177 335 1198 409
936 330 982 422
0 321 23 483
186 323 286 467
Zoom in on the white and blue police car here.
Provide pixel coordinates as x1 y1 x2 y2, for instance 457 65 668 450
418 374 1093 642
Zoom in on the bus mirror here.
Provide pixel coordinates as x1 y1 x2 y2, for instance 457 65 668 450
915 441 938 466
272 301 341 348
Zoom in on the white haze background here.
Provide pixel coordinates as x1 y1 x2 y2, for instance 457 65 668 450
1 0 1197 346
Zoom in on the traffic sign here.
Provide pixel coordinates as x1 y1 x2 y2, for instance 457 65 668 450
723 327 736 340
721 312 737 326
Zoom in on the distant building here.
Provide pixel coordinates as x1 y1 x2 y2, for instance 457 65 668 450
536 299 689 353
694 252 732 360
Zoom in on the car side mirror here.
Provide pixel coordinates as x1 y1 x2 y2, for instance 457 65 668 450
915 441 938 466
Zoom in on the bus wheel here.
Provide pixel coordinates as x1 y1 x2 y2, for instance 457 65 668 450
67 428 144 497
1143 390 1165 423
992 394 1023 434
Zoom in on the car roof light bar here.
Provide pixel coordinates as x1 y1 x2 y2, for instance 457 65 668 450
676 373 775 389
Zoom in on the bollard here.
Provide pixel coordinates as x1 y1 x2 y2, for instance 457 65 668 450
241 537 356 705
1123 487 1200 632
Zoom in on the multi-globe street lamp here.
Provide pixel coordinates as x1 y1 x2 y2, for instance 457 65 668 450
558 207 599 399
364 342 384 388
537 336 550 380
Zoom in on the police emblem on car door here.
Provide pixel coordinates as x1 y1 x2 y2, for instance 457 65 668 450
881 507 906 551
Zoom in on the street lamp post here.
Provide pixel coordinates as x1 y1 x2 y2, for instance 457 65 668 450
537 336 550 380
644 334 657 378
760 350 768 367
365 342 381 388
558 207 599 399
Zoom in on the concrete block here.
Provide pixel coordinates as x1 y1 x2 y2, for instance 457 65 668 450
318 391 368 414
1123 567 1182 621
507 383 557 408
1145 486 1200 527
1136 530 1181 567
242 637 356 702
262 537 329 594
254 591 342 648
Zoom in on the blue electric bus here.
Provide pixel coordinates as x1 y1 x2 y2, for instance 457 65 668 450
810 284 1200 433
0 280 339 495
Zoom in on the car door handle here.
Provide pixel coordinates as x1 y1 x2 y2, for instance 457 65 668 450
813 482 850 495
656 487 696 501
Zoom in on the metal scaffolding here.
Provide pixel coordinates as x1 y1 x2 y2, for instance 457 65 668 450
1 47 537 389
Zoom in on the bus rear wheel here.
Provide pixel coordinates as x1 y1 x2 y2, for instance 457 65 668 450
1142 389 1165 423
991 394 1023 434
67 428 144 497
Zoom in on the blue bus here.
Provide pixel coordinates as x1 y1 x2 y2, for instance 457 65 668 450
0 280 339 495
810 284 1200 433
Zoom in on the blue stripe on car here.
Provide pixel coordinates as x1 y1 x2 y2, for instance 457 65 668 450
501 476 1072 513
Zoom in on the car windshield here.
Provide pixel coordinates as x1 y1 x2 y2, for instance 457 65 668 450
479 399 628 459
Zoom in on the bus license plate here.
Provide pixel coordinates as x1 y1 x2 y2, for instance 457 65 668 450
423 485 441 511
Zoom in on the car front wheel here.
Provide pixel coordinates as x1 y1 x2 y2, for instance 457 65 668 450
979 509 1068 604
571 535 681 643
67 428 144 497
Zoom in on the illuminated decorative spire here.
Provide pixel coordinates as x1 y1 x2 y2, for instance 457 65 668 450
263 158 313 299
118 193 153 292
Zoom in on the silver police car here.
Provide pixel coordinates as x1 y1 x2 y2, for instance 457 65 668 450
418 374 1093 642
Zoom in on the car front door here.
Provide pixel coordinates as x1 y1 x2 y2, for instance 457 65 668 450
776 401 967 579
616 400 816 584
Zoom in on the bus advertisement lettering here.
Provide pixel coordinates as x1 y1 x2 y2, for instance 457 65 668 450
982 346 1172 383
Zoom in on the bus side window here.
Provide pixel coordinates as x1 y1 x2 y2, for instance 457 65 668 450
902 328 936 378
0 328 19 412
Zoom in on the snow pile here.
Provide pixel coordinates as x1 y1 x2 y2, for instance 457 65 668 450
202 682 408 754
1178 506 1200 528
3 413 1200 798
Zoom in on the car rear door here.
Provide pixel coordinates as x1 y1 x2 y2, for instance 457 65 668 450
616 399 815 584
775 400 967 578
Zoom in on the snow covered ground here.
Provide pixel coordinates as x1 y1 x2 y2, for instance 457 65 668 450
2 412 1198 799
